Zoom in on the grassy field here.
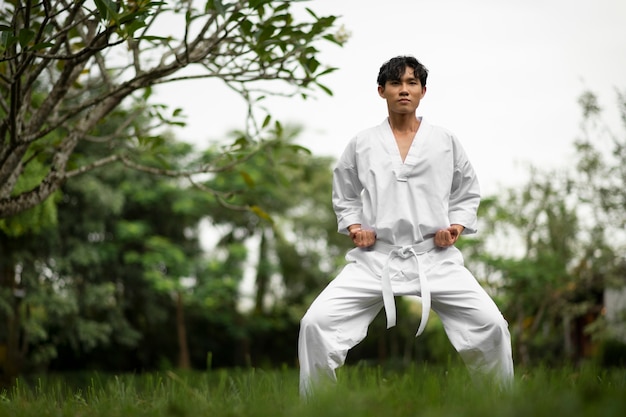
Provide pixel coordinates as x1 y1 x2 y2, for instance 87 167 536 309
1 363 625 417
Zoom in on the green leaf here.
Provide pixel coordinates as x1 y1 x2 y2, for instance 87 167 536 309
18 28 35 47
94 0 109 19
239 171 256 188
212 0 225 16
305 7 318 17
274 120 283 136
142 86 153 100
31 42 54 51
250 0 272 9
139 35 170 42
94 0 119 21
317 67 338 77
240 19 253 37
287 144 312 155
250 205 273 223
123 19 147 37
314 81 333 96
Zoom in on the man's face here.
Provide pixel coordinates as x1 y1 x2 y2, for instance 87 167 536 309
377 66 426 114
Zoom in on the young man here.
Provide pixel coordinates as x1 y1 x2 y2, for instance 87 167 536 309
298 56 514 397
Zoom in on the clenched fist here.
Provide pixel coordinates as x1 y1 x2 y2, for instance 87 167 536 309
348 224 376 248
434 224 465 248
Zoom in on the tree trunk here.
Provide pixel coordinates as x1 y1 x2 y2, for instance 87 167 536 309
175 290 191 369
0 262 21 386
254 230 270 314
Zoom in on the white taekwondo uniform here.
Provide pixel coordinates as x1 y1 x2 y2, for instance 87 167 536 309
298 118 514 397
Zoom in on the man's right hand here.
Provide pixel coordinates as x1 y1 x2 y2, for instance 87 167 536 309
434 224 464 248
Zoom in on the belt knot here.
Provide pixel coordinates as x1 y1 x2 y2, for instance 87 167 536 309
392 246 418 259
374 238 436 337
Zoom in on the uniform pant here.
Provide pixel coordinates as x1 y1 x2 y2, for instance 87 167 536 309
298 245 514 397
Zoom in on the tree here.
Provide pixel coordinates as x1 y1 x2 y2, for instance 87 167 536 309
572 89 626 356
0 0 344 218
0 133 214 380
197 123 353 365
472 177 588 366
466 89 626 366
0 118 358 378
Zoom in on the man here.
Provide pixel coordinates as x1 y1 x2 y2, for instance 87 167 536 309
298 56 514 397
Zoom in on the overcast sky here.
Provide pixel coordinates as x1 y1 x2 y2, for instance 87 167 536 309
157 0 626 196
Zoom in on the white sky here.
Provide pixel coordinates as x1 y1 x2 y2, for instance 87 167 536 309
158 0 626 196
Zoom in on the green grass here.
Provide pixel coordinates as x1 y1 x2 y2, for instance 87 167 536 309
1 364 625 416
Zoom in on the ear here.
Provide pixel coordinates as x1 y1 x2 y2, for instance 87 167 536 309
377 85 385 98
421 86 427 98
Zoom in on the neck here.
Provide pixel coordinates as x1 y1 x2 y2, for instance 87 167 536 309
388 114 420 132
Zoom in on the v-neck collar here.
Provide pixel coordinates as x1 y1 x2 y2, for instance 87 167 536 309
382 117 425 165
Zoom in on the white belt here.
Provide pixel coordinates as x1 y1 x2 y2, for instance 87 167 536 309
373 238 436 337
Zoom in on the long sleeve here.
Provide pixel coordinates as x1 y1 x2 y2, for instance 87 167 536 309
448 137 481 234
332 138 364 235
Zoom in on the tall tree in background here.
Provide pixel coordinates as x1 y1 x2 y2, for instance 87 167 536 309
0 120 352 378
466 89 626 366
0 133 212 379
198 123 352 365
0 0 344 218
474 174 585 366
572 89 626 353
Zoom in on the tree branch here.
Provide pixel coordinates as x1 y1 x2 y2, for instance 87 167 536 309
187 176 250 212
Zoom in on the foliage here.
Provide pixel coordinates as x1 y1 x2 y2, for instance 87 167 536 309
194 123 353 365
0 0 348 383
199 123 351 308
464 88 626 366
0 118 355 379
0 0 344 218
1 365 626 416
0 136 207 378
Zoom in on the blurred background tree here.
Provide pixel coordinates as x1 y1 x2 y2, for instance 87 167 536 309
462 88 626 367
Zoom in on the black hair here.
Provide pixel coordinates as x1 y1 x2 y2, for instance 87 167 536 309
377 56 428 88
